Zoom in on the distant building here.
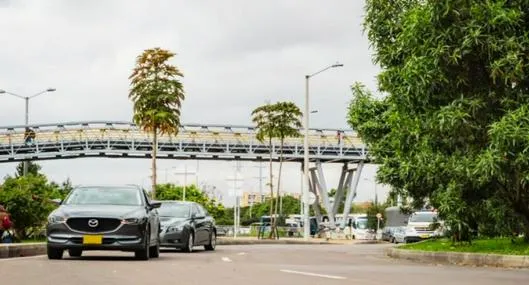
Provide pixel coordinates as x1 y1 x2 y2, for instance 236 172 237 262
240 191 301 207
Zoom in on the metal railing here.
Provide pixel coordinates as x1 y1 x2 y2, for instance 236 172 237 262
0 121 368 163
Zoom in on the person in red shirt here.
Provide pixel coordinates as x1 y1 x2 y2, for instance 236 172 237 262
0 205 14 243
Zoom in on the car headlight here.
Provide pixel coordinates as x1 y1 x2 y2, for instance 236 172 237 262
121 217 141 225
405 227 416 235
166 224 184 232
48 215 66 224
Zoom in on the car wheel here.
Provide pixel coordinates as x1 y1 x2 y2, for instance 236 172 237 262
135 228 150 260
47 246 63 260
182 231 194 253
149 237 160 258
68 249 82 257
204 231 216 251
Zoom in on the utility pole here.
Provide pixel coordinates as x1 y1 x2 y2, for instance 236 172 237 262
253 161 266 202
226 161 244 238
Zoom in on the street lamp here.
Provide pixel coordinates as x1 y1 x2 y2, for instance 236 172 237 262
0 88 56 176
303 62 343 240
172 165 198 201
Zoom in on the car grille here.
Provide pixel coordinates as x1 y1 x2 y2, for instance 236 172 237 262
414 227 432 232
66 218 121 233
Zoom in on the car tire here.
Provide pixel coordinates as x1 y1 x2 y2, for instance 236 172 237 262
68 249 82 257
47 246 63 260
149 237 160 258
135 229 150 260
182 231 194 253
204 231 216 251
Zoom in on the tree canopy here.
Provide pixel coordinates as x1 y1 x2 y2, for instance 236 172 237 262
128 47 185 197
348 0 529 241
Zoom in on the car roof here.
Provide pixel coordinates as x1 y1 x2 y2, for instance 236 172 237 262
73 184 143 190
156 200 196 205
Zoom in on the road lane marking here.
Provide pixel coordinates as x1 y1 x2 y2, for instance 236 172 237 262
0 255 45 262
221 257 232 262
237 252 246 255
280 269 346 280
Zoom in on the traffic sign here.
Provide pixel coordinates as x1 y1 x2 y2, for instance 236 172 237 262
376 213 382 219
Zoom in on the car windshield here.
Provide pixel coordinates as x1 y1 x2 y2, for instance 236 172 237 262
355 218 368 229
409 212 437 223
158 203 191 218
63 187 142 206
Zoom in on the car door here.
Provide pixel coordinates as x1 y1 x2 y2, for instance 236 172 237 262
142 190 159 243
199 204 215 238
192 204 207 244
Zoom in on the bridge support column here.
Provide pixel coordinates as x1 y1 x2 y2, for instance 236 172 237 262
308 171 323 223
308 161 365 231
341 161 364 229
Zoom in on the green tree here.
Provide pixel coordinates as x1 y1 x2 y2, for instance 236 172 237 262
155 183 225 220
349 0 529 242
0 175 58 239
129 47 185 199
251 103 278 238
251 101 302 238
270 102 302 236
15 161 43 178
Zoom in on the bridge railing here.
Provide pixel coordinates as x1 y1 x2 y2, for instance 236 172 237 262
0 121 365 149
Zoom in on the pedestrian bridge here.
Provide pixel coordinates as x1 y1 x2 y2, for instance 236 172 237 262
0 121 367 163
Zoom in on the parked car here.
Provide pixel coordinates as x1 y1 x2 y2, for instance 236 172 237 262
157 200 217 252
391 226 406 243
46 184 161 260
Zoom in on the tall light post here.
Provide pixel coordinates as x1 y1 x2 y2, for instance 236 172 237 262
0 88 56 176
172 165 198 201
303 63 343 240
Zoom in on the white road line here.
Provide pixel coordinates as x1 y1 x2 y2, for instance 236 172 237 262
280 269 346 280
237 252 246 255
0 255 45 262
221 257 232 262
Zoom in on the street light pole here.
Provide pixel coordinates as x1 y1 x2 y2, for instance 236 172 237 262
0 88 56 176
303 63 343 240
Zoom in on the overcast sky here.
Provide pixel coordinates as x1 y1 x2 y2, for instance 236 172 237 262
0 0 388 206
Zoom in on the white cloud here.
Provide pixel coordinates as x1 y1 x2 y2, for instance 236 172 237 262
0 0 385 207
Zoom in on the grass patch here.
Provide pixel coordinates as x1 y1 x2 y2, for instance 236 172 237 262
399 237 529 256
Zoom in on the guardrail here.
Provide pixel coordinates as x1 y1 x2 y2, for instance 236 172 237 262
0 121 368 163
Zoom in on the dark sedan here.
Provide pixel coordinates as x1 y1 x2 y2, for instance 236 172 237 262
158 201 216 252
46 185 161 260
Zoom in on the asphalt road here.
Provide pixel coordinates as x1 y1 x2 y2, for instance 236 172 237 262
1 243 527 285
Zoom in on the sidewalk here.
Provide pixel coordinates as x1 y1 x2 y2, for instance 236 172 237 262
218 236 384 245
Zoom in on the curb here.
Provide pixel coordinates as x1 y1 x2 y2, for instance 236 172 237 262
0 238 334 259
0 238 385 259
385 247 529 268
0 243 47 259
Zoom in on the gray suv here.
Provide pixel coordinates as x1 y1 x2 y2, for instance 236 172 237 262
46 185 161 260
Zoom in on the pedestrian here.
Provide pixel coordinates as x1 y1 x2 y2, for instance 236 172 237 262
0 205 13 243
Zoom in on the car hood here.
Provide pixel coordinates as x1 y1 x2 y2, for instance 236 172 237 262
54 205 144 219
160 217 187 226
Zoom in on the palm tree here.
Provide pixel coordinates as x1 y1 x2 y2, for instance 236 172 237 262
271 102 302 233
251 103 278 238
129 47 185 199
251 101 302 239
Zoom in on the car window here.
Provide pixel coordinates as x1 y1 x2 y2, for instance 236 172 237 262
158 203 191 218
63 187 142 206
197 204 208 216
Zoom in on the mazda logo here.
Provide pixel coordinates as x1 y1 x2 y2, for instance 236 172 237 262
88 219 99 228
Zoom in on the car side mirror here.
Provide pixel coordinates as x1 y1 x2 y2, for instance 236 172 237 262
192 213 205 219
51 198 62 205
150 202 161 209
